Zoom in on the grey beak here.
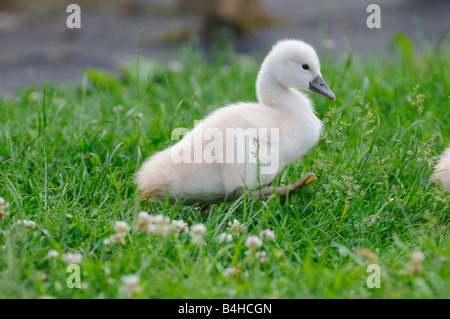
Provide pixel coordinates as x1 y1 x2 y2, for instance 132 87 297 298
309 75 335 101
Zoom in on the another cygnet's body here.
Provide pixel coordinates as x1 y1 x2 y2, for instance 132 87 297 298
434 148 450 192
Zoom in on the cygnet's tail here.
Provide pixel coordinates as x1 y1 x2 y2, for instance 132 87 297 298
433 148 450 192
134 153 172 201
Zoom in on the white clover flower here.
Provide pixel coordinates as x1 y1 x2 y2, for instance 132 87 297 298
245 236 263 250
121 274 140 286
411 251 425 264
190 223 207 244
152 214 172 237
218 232 233 243
135 211 153 234
191 223 206 236
120 274 141 297
14 219 36 229
0 197 9 221
104 267 111 276
136 213 186 237
46 249 59 259
64 253 83 264
255 251 269 264
227 219 245 236
260 229 275 241
224 267 240 277
114 221 130 234
153 214 170 224
365 214 379 225
112 105 124 113
104 232 127 245
255 251 266 258
171 219 189 236
407 251 426 274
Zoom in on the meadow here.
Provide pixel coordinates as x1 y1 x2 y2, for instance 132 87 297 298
0 34 449 298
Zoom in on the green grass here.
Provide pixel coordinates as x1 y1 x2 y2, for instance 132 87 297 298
0 35 449 298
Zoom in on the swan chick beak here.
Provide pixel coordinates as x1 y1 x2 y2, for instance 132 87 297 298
309 75 336 101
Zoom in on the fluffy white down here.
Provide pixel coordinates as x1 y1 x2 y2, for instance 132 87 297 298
135 39 327 203
434 148 450 192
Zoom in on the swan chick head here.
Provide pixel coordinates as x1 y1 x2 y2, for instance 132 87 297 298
259 39 335 101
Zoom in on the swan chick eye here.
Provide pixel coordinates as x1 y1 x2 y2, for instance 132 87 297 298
302 64 309 70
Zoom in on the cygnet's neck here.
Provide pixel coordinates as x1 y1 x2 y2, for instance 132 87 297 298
256 68 311 112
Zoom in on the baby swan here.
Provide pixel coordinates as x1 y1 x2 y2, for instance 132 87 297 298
433 148 450 192
136 39 335 205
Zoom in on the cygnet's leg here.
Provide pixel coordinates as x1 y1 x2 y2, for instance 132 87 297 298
228 173 316 201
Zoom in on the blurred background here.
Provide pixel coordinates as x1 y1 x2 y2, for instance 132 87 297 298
0 0 448 93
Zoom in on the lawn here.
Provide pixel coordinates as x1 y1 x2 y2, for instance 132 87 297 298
0 34 449 298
